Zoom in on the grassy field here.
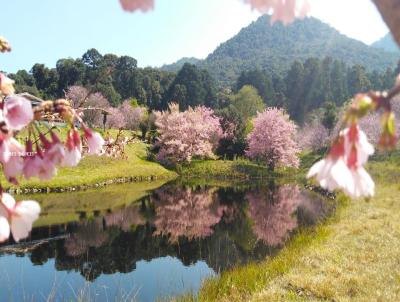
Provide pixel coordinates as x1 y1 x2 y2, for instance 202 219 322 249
177 158 296 179
175 153 400 302
5 140 177 191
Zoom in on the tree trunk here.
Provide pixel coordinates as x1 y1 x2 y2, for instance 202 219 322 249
372 0 400 47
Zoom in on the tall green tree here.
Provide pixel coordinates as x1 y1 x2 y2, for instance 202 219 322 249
230 85 265 122
347 65 371 96
285 60 305 123
164 63 217 110
322 102 338 133
236 69 274 105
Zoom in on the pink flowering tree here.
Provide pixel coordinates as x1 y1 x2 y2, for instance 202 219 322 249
154 103 223 165
246 184 301 246
106 107 126 129
297 119 329 152
246 108 300 170
66 85 109 127
119 100 147 130
0 37 105 243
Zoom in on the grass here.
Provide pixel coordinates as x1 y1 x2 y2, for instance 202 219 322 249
175 153 400 302
177 158 296 179
5 141 177 191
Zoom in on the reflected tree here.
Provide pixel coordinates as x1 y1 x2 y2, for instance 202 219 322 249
246 184 301 246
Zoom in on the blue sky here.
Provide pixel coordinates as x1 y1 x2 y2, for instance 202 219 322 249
0 0 389 73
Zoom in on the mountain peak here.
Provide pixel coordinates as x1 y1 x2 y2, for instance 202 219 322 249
198 15 398 86
371 33 400 53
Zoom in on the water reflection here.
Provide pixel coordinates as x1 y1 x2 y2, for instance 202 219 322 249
247 184 301 246
152 187 230 242
0 181 335 301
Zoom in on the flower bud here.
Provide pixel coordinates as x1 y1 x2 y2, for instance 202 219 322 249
0 37 11 53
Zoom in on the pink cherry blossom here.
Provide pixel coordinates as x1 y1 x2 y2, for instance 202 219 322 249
0 73 15 96
83 127 105 155
0 136 11 164
40 132 65 166
3 138 24 184
155 104 223 164
308 125 375 198
0 193 40 242
119 0 154 12
343 126 374 166
33 147 57 181
3 95 33 131
62 129 82 167
297 120 329 151
347 167 375 198
307 157 354 193
23 155 40 180
246 108 300 170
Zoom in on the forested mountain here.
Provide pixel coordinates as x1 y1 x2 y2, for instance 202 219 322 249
199 15 399 86
7 16 400 125
161 57 201 72
371 33 400 53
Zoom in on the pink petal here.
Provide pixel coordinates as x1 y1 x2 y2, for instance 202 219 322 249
3 96 33 131
11 200 40 242
119 0 154 12
0 216 10 242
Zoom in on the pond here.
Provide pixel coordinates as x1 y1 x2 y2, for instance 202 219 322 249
0 179 335 302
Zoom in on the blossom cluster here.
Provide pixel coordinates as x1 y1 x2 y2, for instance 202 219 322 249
102 129 135 159
155 103 223 165
118 0 309 25
244 0 310 24
0 38 105 243
307 93 396 198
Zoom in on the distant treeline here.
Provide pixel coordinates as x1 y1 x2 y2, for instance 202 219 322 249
7 48 400 123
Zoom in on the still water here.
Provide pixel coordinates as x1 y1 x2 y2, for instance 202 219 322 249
0 180 334 301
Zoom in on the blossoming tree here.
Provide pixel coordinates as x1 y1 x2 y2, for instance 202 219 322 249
154 103 223 165
246 108 300 170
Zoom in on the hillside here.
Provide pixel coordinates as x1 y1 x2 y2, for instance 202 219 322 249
198 15 399 86
372 33 400 53
161 57 201 72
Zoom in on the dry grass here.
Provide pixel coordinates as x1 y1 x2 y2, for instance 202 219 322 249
251 183 400 302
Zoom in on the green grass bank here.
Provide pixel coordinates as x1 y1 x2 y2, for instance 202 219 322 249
175 153 400 302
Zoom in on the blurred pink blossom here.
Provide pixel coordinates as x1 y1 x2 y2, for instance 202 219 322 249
3 96 33 131
120 0 154 12
244 0 310 25
0 193 40 242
